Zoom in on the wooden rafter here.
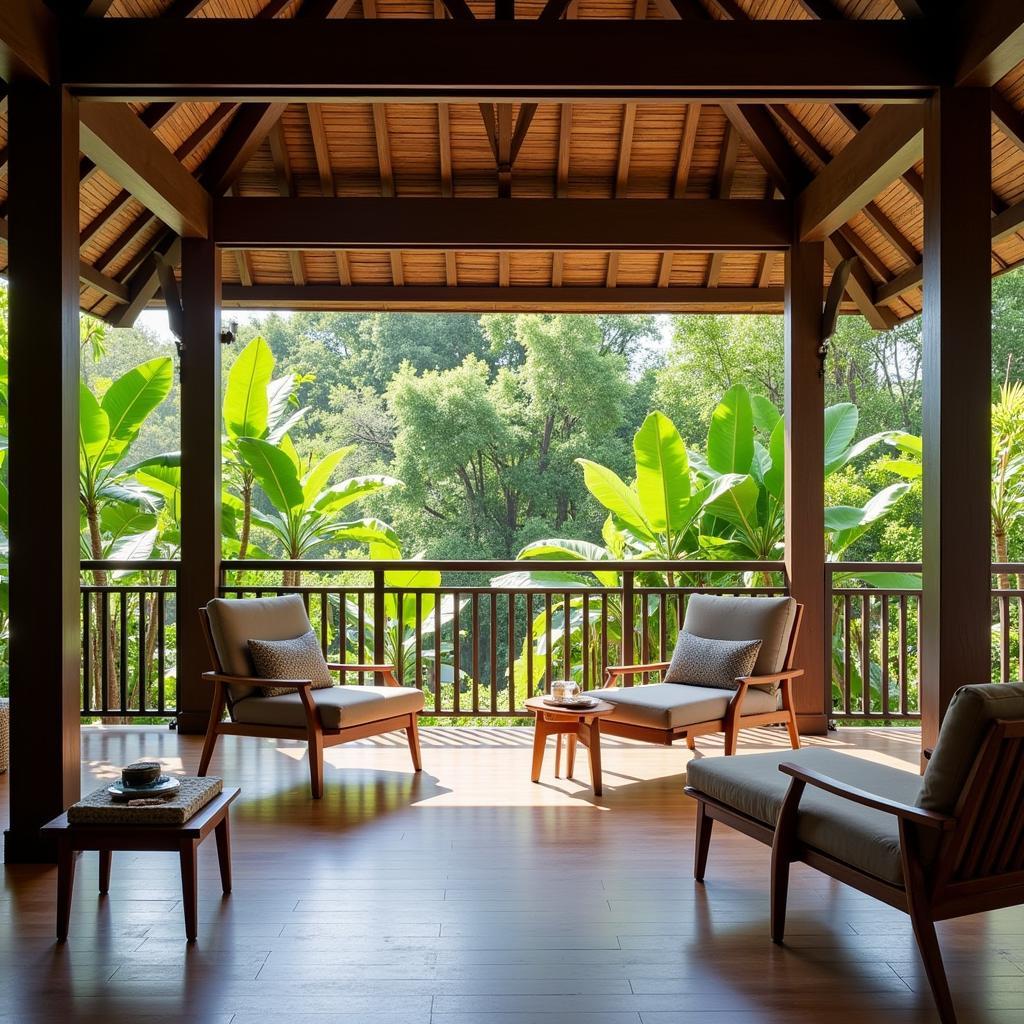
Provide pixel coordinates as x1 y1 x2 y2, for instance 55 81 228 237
214 197 791 251
307 102 352 288
163 0 214 15
707 122 739 288
268 122 306 287
955 1 1024 88
993 93 1024 153
796 105 924 242
78 103 212 237
64 20 935 102
659 102 701 288
606 101 638 287
0 0 55 83
551 101 573 287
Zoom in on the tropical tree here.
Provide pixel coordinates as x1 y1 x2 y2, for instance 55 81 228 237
237 435 402 584
222 336 308 558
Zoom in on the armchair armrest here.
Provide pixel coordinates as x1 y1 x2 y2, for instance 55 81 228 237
326 663 400 687
201 671 312 691
742 668 804 686
604 662 670 688
778 762 955 831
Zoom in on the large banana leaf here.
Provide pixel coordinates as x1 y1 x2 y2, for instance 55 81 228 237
236 437 304 511
575 459 654 542
632 411 691 536
704 473 759 533
301 446 353 505
707 384 754 474
312 474 400 513
763 417 785 501
224 337 273 440
751 395 781 436
100 357 173 448
823 403 859 470
518 538 619 588
79 384 111 464
829 483 910 556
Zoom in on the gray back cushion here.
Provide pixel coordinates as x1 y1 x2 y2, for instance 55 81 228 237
664 632 762 690
682 594 798 676
205 594 314 701
917 682 1024 815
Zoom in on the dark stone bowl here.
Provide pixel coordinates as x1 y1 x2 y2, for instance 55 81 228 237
121 761 161 788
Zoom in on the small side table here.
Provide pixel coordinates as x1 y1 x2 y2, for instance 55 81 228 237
525 696 615 796
42 787 240 943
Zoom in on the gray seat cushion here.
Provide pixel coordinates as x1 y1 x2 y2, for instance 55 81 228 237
687 747 922 885
232 684 425 731
683 594 798 675
592 682 777 731
206 594 314 701
918 682 1024 815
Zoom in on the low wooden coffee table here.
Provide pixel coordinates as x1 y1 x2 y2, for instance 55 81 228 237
42 786 240 943
525 695 615 796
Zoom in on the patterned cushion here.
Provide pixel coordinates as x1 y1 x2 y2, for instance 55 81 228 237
248 630 334 698
663 631 762 690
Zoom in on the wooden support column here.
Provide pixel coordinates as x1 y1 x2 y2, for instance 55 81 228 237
920 87 992 751
784 238 828 736
4 82 80 863
175 238 223 735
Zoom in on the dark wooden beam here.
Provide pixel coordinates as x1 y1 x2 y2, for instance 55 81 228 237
175 236 223 736
955 1 1024 88
217 283 787 311
920 87 993 751
0 0 55 83
213 197 792 251
784 237 828 736
992 92 1024 152
796 105 924 241
199 102 287 196
162 0 214 15
112 233 181 328
79 102 212 236
267 121 306 287
4 79 80 862
707 122 739 287
62 20 937 102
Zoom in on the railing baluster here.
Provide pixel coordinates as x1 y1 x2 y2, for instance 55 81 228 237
507 591 515 715
622 570 635 675
434 592 442 714
999 592 1011 684
489 591 498 712
659 590 668 662
158 589 166 714
899 595 908 717
357 590 366 686
562 591 570 682
81 590 91 716
524 592 532 701
881 594 890 720
319 589 329 656
100 590 110 717
843 593 851 717
415 591 423 702
600 592 609 682
138 587 147 716
544 592 553 692
860 592 870 717
582 591 590 692
454 589 462 714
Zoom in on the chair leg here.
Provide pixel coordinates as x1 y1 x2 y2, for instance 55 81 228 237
406 715 423 772
770 776 805 944
724 721 739 756
781 678 800 749
308 731 325 799
685 735 696 751
197 682 226 776
694 800 713 882
98 850 111 895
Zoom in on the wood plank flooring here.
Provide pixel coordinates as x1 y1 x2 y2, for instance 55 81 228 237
2 724 1024 1024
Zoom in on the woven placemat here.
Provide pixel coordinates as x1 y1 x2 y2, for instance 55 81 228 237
67 776 223 826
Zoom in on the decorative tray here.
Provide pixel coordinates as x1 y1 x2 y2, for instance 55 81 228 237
542 696 599 710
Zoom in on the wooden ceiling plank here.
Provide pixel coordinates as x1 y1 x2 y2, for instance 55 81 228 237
796 105 924 242
956 1 1024 87
79 102 211 237
214 197 792 251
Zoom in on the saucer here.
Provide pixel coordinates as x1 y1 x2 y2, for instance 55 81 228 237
108 775 181 803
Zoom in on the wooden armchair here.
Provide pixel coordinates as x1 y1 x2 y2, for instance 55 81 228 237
685 682 1024 1024
197 595 424 798
591 594 804 755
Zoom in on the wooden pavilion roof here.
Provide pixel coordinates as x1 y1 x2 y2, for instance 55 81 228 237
2 0 1024 328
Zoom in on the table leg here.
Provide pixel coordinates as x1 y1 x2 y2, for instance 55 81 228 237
588 718 604 796
530 717 546 783
56 837 75 943
554 734 562 778
179 839 199 942
215 815 232 895
99 849 112 895
566 733 578 778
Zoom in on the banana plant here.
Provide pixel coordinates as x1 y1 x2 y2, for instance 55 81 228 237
237 435 402 584
695 384 910 569
223 336 309 559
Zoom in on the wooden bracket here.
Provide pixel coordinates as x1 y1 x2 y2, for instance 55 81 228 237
819 256 854 376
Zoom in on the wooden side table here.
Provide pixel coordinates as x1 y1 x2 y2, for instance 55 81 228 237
41 787 240 943
525 696 615 796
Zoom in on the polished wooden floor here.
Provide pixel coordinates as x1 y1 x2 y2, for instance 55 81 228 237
2 724 1024 1024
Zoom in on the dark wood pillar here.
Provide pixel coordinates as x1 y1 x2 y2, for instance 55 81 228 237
784 238 829 735
4 82 81 863
921 87 992 751
175 238 222 735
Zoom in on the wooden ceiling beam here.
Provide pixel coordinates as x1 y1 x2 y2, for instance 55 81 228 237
219 283 788 312
200 102 288 196
659 102 701 287
63 20 936 102
793 0 841 17
955 0 1024 88
707 122 739 288
0 0 55 83
268 121 306 287
214 197 792 251
163 0 215 15
796 105 924 242
993 92 1024 152
79 102 212 237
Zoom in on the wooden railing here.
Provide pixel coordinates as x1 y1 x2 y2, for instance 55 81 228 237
76 559 1024 722
80 560 178 720
828 562 1024 723
219 560 787 720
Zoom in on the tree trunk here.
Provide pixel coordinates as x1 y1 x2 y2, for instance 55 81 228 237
238 475 253 560
995 528 1010 591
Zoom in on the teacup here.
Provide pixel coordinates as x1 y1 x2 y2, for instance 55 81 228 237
552 680 581 703
122 761 161 788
